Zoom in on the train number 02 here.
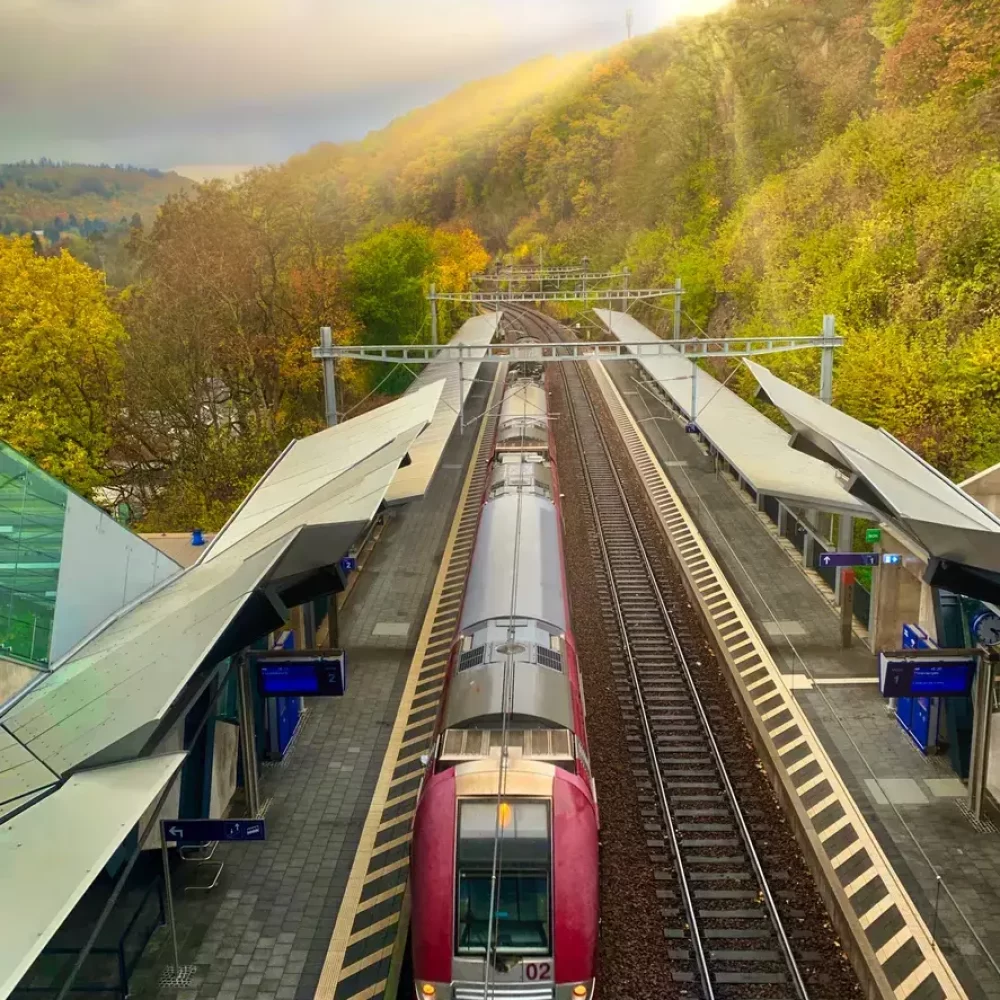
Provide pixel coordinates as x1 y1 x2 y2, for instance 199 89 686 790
524 963 552 981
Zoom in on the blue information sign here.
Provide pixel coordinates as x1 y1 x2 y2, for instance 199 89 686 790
819 552 880 568
255 651 347 698
879 655 977 697
162 818 266 844
340 556 357 573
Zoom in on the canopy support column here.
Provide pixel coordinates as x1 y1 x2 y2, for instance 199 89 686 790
836 514 854 601
969 652 995 822
820 315 835 404
320 326 338 427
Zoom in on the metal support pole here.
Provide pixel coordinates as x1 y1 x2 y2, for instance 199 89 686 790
237 656 260 818
673 277 683 340
623 266 630 308
458 360 465 435
320 327 337 427
820 315 835 405
161 832 181 972
840 568 855 649
803 533 814 570
969 652 995 822
690 366 698 424
777 504 787 537
582 257 588 306
429 284 438 347
835 514 854 600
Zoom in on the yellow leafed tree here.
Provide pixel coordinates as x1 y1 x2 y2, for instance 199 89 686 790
0 236 124 493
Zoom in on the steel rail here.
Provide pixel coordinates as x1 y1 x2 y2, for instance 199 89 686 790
514 304 810 1000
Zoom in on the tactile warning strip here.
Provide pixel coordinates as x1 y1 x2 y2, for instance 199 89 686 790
588 360 967 1000
314 365 507 1000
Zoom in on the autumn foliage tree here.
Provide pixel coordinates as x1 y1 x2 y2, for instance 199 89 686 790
117 175 349 529
0 235 124 493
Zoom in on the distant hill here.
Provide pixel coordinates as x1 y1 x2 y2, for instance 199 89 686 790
0 161 193 240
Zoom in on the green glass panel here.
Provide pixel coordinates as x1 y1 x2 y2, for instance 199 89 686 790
0 442 68 665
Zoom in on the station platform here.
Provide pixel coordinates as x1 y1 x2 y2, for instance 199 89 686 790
124 370 498 1000
603 361 1000 999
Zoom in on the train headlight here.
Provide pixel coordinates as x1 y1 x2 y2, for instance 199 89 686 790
420 985 436 997
572 987 588 998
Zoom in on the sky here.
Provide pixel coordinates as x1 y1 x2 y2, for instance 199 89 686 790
0 0 729 172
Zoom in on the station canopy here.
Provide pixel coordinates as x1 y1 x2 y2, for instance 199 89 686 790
595 310 867 515
0 379 444 998
387 311 500 503
746 360 1000 602
0 754 186 1000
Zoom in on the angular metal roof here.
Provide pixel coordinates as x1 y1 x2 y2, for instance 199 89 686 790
0 380 444 811
596 310 867 514
386 312 500 503
0 753 186 1000
745 359 1000 597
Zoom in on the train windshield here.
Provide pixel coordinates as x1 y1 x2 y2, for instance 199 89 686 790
455 799 551 956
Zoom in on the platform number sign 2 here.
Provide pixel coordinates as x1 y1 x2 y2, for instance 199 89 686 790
524 962 552 981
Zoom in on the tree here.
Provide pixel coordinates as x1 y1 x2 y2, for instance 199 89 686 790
0 236 124 493
346 222 436 395
430 226 490 339
117 174 347 529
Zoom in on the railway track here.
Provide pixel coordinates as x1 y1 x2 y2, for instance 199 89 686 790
504 305 813 1000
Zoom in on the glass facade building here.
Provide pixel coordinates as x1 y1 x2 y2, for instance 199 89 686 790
0 441 180 670
0 442 68 664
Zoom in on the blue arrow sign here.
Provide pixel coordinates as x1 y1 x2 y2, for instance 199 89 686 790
162 818 266 844
819 552 880 568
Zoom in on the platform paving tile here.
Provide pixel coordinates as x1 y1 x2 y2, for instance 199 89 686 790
608 361 1000 999
127 377 492 1000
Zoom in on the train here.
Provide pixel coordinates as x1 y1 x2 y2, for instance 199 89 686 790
409 338 600 1000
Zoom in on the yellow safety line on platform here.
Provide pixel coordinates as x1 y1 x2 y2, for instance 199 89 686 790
363 856 408 882
377 809 414 831
339 945 395 982
341 982 388 1000
370 832 411 857
348 913 400 947
588 359 968 1000
355 883 406 914
313 371 502 1000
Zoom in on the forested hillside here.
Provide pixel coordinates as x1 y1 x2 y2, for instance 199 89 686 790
3 0 999 529
275 0 1000 481
0 162 192 235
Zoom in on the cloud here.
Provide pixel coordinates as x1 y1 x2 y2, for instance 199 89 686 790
0 0 727 166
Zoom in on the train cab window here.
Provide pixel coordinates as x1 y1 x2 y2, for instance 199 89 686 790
455 800 551 956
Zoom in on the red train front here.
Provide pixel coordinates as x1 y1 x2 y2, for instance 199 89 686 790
410 359 599 1000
